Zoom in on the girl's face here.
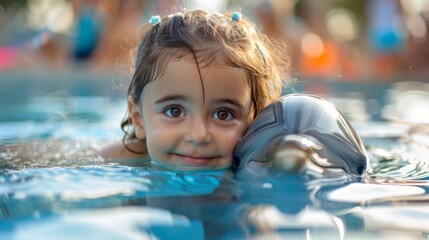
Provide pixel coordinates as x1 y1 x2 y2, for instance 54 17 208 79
131 57 252 170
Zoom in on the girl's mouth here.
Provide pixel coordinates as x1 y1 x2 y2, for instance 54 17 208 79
174 153 216 166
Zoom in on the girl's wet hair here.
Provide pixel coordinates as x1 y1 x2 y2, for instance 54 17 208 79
121 9 290 152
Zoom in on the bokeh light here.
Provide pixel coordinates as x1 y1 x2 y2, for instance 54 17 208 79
301 32 324 58
406 14 427 41
27 0 74 33
326 8 359 41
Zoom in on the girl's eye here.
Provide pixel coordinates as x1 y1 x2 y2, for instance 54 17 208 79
213 108 234 121
164 106 185 118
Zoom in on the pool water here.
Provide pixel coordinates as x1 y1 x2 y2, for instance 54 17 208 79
1 84 429 239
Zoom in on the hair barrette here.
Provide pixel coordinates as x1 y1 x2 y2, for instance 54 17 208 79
149 15 162 26
231 12 242 22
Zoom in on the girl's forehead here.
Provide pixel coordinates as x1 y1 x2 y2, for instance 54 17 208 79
141 48 252 102
145 58 250 97
162 57 246 81
154 48 247 79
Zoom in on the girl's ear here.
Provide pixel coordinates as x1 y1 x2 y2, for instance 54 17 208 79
128 96 146 140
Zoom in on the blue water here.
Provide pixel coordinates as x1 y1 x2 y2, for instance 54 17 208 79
1 88 429 239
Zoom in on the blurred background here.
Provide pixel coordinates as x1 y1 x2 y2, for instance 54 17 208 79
1 0 429 123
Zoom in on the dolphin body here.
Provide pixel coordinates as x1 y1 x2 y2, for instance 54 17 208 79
233 94 368 178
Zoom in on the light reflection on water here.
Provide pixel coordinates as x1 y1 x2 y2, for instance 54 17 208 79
366 137 429 179
1 93 429 239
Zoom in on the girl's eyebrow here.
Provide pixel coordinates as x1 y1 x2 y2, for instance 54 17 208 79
154 95 187 104
212 98 246 109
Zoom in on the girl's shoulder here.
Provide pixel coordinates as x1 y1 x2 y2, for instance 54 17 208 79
99 140 147 159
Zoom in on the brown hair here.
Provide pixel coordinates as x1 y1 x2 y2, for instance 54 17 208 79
121 9 290 152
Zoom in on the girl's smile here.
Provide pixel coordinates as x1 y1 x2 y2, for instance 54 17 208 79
172 153 218 166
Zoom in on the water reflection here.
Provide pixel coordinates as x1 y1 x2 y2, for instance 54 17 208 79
1 206 205 240
0 159 429 239
354 205 429 239
383 81 429 124
245 205 344 240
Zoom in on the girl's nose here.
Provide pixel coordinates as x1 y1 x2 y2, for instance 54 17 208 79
184 117 212 145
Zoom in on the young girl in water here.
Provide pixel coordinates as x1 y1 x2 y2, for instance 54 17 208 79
100 9 290 171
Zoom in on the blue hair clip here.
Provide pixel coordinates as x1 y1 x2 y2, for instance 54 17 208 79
231 12 242 22
149 15 162 26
